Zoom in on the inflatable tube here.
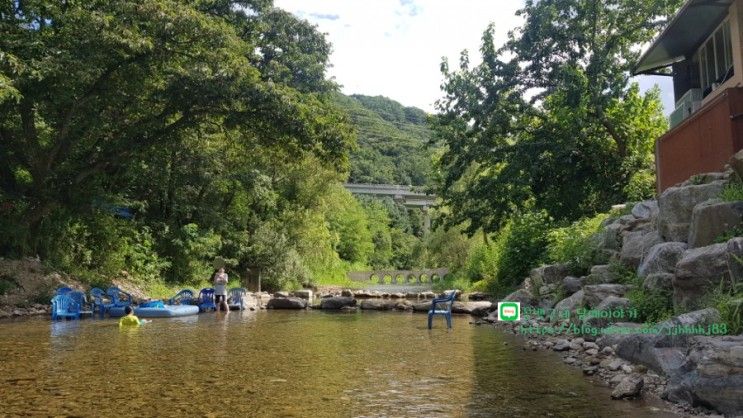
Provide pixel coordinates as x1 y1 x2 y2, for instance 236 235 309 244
108 304 199 318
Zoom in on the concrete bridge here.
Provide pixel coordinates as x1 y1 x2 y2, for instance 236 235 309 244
347 268 449 285
343 183 436 208
344 183 436 231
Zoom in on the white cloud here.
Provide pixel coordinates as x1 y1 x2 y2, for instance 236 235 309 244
274 0 673 114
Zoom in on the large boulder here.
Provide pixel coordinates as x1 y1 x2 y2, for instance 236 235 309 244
687 199 743 248
359 299 396 310
632 200 659 221
643 273 675 292
637 242 687 278
657 181 726 242
529 263 570 285
610 309 722 376
596 223 622 251
582 284 631 308
563 276 584 294
586 265 617 284
583 296 630 328
292 289 313 300
620 230 663 270
319 296 357 310
266 297 307 309
551 290 584 323
673 244 729 311
501 288 535 307
664 336 743 416
729 149 743 179
727 237 743 283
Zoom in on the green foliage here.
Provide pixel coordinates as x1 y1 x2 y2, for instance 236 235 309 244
334 94 434 186
610 263 674 323
433 1 676 235
720 181 743 202
624 170 656 201
707 277 743 334
548 213 610 275
0 274 19 296
168 224 221 286
491 211 553 294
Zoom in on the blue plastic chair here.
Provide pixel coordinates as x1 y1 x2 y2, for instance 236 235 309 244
90 287 114 317
168 289 195 305
228 287 246 311
51 294 82 320
198 288 216 312
427 290 458 329
106 286 133 307
55 286 73 295
67 290 90 315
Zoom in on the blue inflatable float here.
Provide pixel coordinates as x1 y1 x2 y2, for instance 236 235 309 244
108 300 199 318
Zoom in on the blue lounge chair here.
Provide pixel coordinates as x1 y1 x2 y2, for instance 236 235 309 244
106 286 133 307
427 290 458 329
198 288 216 312
168 289 195 305
90 287 114 317
51 294 81 320
228 287 246 311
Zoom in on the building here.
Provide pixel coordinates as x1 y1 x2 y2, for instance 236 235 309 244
634 0 743 192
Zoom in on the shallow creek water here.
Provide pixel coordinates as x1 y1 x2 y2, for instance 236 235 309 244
0 311 680 417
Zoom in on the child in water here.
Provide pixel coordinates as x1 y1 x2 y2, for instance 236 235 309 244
119 305 141 327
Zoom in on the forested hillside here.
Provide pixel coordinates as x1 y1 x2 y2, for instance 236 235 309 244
334 94 434 186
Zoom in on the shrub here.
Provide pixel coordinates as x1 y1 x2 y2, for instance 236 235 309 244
547 212 609 275
720 181 743 202
708 279 743 335
617 263 673 323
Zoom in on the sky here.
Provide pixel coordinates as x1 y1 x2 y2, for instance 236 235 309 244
273 0 674 114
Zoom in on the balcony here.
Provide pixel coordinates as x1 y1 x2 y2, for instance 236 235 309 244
656 87 743 192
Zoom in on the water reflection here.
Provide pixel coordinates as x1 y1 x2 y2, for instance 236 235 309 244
0 312 680 417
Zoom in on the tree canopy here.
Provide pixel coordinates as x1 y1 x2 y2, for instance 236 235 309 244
433 0 678 235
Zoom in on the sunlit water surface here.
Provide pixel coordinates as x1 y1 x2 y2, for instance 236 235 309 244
0 311 679 417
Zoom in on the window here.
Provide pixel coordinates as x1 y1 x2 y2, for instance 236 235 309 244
699 19 734 96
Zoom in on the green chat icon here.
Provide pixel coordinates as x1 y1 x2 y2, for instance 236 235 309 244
498 302 520 321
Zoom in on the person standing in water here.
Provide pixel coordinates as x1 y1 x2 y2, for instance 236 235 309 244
213 267 230 313
119 305 141 326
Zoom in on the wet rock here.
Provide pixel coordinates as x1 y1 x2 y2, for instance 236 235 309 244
583 366 598 376
674 244 729 311
562 276 583 294
320 297 357 310
664 336 743 416
389 293 405 299
657 181 726 242
394 300 413 311
420 291 436 299
611 375 644 399
452 301 493 316
582 285 631 308
266 297 307 309
412 301 432 312
274 291 290 298
553 339 571 351
638 242 687 278
359 300 395 311
340 289 354 297
339 305 358 313
353 290 379 299
292 290 313 300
